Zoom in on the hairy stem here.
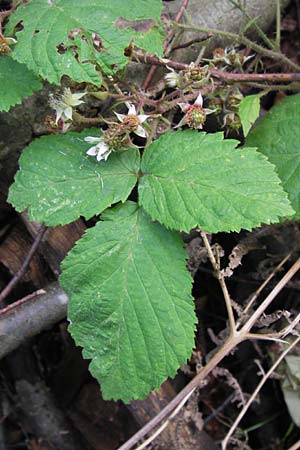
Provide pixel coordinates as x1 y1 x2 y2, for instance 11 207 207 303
172 22 300 71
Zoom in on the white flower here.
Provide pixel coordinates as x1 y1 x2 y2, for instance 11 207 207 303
49 88 86 124
165 67 179 88
176 93 215 129
114 102 149 138
84 136 112 162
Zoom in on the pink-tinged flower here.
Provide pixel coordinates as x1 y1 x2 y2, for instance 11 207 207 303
84 136 112 162
114 102 149 138
176 93 214 129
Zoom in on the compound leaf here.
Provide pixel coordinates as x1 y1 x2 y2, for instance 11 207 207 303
0 56 42 112
8 130 139 226
139 130 293 233
60 201 196 401
7 0 164 84
246 94 300 219
238 94 261 136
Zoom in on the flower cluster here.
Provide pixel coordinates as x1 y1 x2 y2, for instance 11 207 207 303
212 47 254 67
85 103 149 162
49 88 86 131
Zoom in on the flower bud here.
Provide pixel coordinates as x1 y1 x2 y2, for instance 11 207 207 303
208 98 223 115
227 91 244 110
224 113 242 131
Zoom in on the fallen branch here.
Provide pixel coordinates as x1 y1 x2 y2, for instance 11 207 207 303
0 283 67 359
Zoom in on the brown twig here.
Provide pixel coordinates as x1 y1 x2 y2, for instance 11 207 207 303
0 289 45 316
172 22 300 72
142 0 190 91
0 224 46 304
200 231 236 336
132 49 300 84
171 36 211 51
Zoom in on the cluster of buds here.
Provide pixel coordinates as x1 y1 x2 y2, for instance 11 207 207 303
165 63 211 89
49 88 86 131
0 33 17 55
85 103 149 162
212 47 254 68
182 63 210 87
176 93 214 130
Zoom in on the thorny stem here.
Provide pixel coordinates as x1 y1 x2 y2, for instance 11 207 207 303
134 388 196 450
172 22 300 71
142 0 190 91
0 224 46 304
117 336 242 450
222 336 300 449
131 49 300 84
200 231 236 336
240 258 300 334
72 111 105 125
229 0 276 50
118 258 300 450
276 0 281 51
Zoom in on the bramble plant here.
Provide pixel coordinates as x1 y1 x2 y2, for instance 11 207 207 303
3 0 300 403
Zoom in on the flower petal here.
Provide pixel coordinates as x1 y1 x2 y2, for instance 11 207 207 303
137 114 149 124
204 108 215 115
178 103 188 112
84 136 102 143
134 125 147 138
86 146 98 156
126 102 137 115
114 112 126 123
174 117 186 128
194 93 203 107
55 109 63 124
64 106 73 120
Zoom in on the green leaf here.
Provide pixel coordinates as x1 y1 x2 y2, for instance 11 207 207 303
238 94 261 136
0 56 42 112
7 0 164 85
60 201 196 401
246 94 300 219
138 130 293 233
8 130 139 226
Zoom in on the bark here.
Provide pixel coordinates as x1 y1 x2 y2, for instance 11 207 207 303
0 283 68 359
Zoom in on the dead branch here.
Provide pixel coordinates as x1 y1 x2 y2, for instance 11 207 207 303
0 283 67 359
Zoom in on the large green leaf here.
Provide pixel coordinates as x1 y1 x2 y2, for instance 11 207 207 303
0 56 42 112
8 130 139 226
6 0 164 84
60 201 195 401
138 130 293 233
246 94 300 219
